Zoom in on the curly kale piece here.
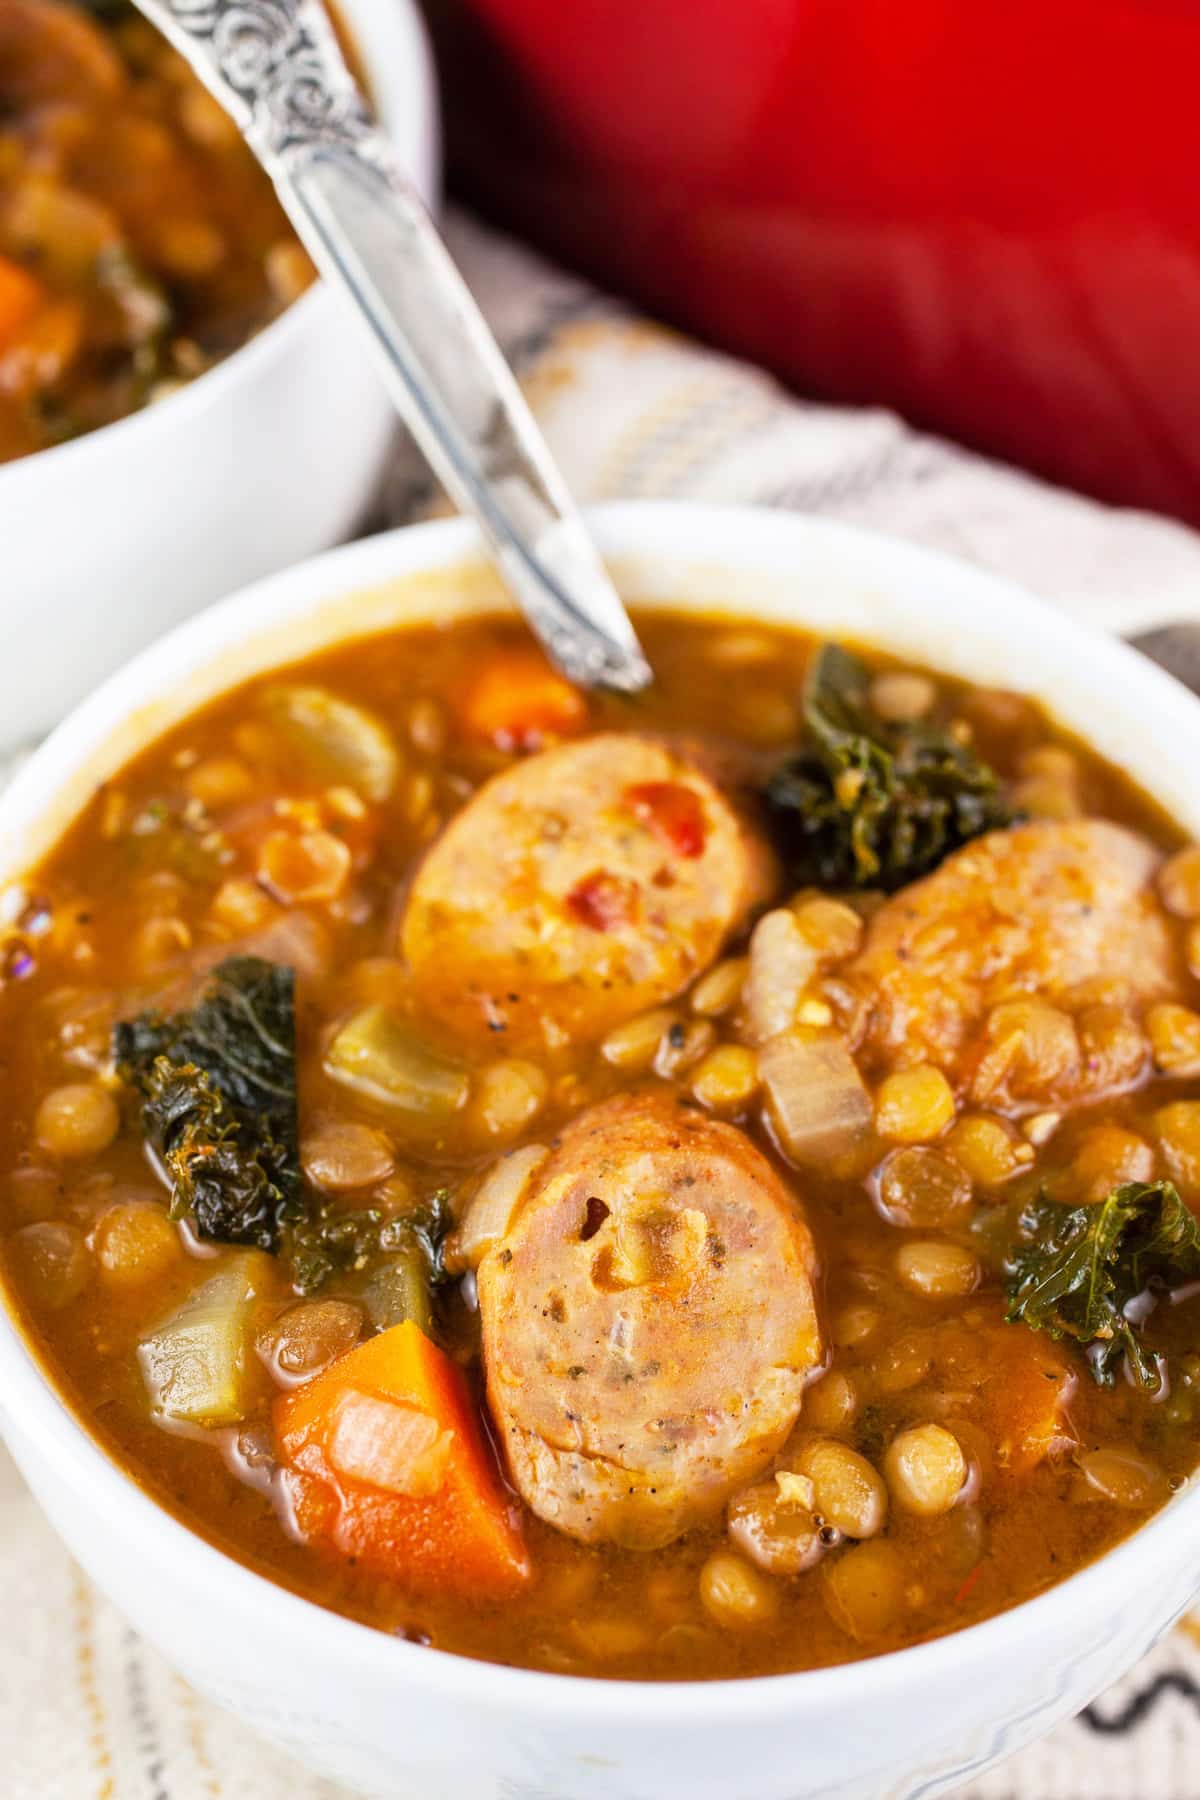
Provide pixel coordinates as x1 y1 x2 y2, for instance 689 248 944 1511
288 1188 451 1338
114 955 450 1326
1005 1180 1200 1391
114 957 300 1250
288 1189 452 1298
764 644 1015 890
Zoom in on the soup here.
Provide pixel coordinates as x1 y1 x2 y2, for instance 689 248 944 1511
0 0 314 462
3 609 1200 1681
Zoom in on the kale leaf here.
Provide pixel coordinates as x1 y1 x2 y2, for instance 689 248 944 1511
764 644 1015 890
288 1189 452 1299
115 955 451 1323
114 956 301 1251
1005 1179 1200 1391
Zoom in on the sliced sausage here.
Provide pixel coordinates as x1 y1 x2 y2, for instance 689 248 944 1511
401 734 776 1048
477 1095 823 1549
849 820 1177 1087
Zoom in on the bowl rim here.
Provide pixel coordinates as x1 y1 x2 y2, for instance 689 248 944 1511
2 499 1199 1722
0 0 438 496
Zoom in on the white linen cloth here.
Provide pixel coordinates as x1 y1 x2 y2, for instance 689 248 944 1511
6 209 1200 1799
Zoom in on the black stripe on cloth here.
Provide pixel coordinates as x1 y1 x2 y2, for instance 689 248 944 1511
611 384 782 499
122 1628 171 1800
504 289 619 376
1082 1669 1200 1735
758 437 949 515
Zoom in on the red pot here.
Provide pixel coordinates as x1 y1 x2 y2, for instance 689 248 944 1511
425 0 1200 525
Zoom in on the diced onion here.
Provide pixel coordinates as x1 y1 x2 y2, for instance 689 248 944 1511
759 1028 872 1164
327 1389 454 1497
743 910 818 1043
448 1143 548 1272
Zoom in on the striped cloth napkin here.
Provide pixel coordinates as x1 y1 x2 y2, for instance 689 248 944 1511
7 208 1200 1799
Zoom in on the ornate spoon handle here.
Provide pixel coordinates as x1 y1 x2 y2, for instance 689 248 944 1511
133 0 652 693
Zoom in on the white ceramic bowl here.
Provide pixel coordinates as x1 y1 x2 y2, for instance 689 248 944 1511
2 504 1199 1800
0 0 437 750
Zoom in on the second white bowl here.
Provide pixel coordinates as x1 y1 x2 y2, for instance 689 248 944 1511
0 0 438 749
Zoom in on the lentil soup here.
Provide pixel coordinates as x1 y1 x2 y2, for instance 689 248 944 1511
3 608 1200 1682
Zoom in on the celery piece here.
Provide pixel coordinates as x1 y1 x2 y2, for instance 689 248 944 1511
260 684 400 803
325 1006 469 1120
361 1246 433 1338
139 1255 267 1427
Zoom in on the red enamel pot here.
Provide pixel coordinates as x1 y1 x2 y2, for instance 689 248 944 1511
425 0 1200 524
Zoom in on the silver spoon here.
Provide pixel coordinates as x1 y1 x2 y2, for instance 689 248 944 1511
133 0 652 694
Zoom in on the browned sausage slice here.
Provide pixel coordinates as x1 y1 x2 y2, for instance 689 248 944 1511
401 734 776 1047
477 1095 823 1549
849 820 1177 1083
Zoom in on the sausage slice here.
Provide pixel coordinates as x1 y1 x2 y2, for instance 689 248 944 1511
849 820 1177 1080
401 735 775 1047
477 1095 823 1549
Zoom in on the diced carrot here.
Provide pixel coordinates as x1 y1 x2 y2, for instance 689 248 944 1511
989 1327 1077 1477
624 781 708 857
566 869 639 931
274 1319 530 1597
0 257 44 353
459 648 587 751
952 1563 984 1609
1 296 84 397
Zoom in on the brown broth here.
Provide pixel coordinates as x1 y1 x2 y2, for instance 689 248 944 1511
1 608 1198 1681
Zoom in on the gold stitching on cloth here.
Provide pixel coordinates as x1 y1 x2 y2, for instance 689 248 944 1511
71 1569 115 1800
173 1672 223 1797
588 374 762 499
517 316 689 457
590 378 719 499
541 316 682 363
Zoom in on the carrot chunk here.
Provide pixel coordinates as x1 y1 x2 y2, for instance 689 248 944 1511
990 1327 1077 1477
624 781 708 857
566 869 639 931
460 648 587 750
275 1319 530 1596
0 257 44 353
